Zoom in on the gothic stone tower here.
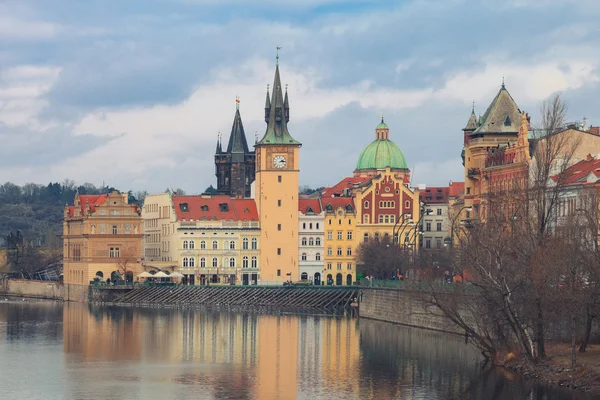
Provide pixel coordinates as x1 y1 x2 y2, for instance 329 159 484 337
255 59 301 284
214 101 256 198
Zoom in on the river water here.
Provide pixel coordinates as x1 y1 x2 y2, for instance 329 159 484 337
0 300 595 400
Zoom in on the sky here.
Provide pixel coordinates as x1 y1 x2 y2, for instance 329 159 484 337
1 0 599 194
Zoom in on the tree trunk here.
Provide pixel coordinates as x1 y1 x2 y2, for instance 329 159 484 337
579 305 593 353
536 298 546 359
571 312 577 369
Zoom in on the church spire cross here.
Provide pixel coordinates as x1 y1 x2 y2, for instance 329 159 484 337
276 46 282 66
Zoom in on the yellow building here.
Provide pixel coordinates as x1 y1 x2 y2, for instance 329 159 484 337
322 197 356 286
255 61 302 285
63 190 143 284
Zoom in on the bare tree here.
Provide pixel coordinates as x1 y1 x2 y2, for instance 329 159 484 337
356 234 411 279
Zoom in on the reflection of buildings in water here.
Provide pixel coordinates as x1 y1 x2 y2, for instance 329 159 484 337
359 319 482 399
63 303 141 361
320 317 360 395
0 302 63 342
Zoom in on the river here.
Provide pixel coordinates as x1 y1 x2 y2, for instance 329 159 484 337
0 300 595 400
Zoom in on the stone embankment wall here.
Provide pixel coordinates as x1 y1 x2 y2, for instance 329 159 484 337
360 287 466 335
0 279 90 302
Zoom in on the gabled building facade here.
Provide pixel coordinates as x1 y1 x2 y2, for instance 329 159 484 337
298 199 325 284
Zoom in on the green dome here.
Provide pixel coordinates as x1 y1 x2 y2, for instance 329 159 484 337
376 121 389 130
356 139 408 171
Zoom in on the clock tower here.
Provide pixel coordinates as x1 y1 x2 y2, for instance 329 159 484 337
255 58 302 284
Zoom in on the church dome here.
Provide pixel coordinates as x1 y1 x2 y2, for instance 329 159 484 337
355 119 408 171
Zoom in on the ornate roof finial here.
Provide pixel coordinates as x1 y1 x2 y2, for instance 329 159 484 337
501 75 505 89
276 46 281 66
236 95 240 110
471 101 475 113
381 113 384 123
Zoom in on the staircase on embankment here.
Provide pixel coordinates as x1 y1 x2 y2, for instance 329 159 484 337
106 286 359 314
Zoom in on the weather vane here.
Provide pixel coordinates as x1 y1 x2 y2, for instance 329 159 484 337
276 46 282 65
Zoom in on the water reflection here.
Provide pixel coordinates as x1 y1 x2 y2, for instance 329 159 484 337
0 301 594 400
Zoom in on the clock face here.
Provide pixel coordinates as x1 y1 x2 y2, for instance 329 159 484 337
273 155 287 169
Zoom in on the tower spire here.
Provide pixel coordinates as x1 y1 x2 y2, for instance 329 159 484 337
264 84 271 123
276 46 281 66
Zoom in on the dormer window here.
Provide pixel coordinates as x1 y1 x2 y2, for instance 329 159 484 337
306 206 314 214
180 203 189 212
326 204 333 212
345 204 353 212
201 205 208 212
244 208 249 213
219 203 229 212
504 115 511 126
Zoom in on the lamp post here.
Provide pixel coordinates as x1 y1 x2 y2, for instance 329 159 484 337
450 206 473 248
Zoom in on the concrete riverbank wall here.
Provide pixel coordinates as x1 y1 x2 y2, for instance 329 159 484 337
0 279 130 302
359 287 465 334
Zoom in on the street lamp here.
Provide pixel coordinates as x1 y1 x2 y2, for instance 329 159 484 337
450 206 473 248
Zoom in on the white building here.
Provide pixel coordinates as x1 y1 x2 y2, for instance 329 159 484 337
298 199 325 285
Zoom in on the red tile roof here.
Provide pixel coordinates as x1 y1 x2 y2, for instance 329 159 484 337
321 196 355 212
68 194 108 217
298 198 322 214
552 157 600 185
172 195 258 222
419 187 449 204
449 182 465 197
321 176 370 197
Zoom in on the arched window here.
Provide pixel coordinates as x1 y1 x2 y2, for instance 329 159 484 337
212 241 218 249
183 257 189 267
364 215 369 224
251 238 258 249
229 241 235 250
309 223 313 229
229 258 235 268
242 238 249 249
189 240 195 249
212 257 218 268
337 248 342 256
301 238 307 246
224 241 229 249
183 240 189 249
301 253 307 261
379 215 384 223
384 215 389 223
251 256 257 268
390 215 395 224
364 201 369 209
200 257 206 268
301 272 308 280
243 256 248 268
308 238 314 246
200 240 206 249
189 257 195 267
315 238 321 246
315 253 321 261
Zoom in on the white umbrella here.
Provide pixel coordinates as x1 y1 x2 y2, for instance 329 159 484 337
138 271 153 278
169 272 185 278
153 271 169 278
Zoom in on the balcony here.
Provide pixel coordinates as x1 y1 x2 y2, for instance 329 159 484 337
467 168 481 178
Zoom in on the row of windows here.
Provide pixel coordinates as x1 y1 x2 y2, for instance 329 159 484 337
182 238 258 250
424 222 443 232
424 238 444 249
302 222 320 230
300 253 321 261
182 256 258 268
364 200 410 209
326 231 353 240
326 262 353 270
328 218 353 225
326 247 353 256
301 237 321 246
378 215 396 224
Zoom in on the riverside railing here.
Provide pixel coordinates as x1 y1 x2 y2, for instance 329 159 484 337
357 279 477 293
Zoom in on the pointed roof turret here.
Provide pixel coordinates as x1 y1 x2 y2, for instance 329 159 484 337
226 99 250 157
264 84 271 123
463 103 478 131
258 59 301 146
284 84 290 123
471 83 522 136
215 135 222 154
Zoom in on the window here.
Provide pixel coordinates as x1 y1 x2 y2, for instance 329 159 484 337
374 233 379 242
212 257 218 267
189 257 195 267
309 238 314 246
346 247 352 256
277 269 281 277
303 223 306 229
200 257 206 268
425 239 431 248
316 253 321 261
327 263 332 270
251 256 257 268
315 238 321 246
426 222 431 232
251 238 258 249
109 247 119 258
437 208 442 216
183 257 189 267
219 203 229 212
242 238 248 249
328 219 332 225
277 248 281 255
338 219 342 225
277 224 281 231
327 248 333 256
364 233 369 242
337 248 342 256
379 215 384 223
212 241 218 249
437 222 442 231
201 205 208 212
200 240 206 249
364 201 369 209
224 240 229 249
384 216 389 224
316 223 320 229
363 215 369 224
405 201 410 208
302 238 307 246
183 240 189 249
309 223 313 229
436 239 442 248
180 203 189 212
278 175 282 182
301 253 307 261
189 240 195 249
466 187 471 194
112 225 118 235
327 232 333 240
337 231 342 240
229 258 235 268
229 241 235 250
337 263 342 270
347 263 352 270
278 200 282 207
